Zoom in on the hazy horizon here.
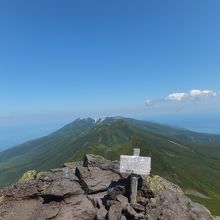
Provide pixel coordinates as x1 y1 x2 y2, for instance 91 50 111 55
1 114 220 152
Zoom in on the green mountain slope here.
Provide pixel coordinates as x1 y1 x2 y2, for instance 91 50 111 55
0 117 220 215
124 117 220 144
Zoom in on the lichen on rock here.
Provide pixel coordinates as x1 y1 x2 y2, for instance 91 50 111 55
0 195 4 204
143 175 183 194
19 170 37 182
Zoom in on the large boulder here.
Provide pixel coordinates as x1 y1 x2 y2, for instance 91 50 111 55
0 166 95 220
83 154 121 175
38 167 82 197
143 175 214 220
75 166 121 194
56 194 96 220
146 189 213 220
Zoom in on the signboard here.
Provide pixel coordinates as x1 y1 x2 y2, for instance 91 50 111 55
120 155 151 175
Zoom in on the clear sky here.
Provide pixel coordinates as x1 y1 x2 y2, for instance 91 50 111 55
0 0 220 148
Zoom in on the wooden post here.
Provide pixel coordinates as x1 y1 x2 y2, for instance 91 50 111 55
130 175 138 203
130 148 140 203
133 148 140 157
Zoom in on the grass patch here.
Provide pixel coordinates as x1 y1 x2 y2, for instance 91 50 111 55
188 195 220 216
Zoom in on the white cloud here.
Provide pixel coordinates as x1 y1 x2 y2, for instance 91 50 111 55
189 89 217 98
145 99 152 105
165 93 188 101
145 89 220 107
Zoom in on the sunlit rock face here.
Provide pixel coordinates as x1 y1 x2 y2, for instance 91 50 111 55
0 154 214 220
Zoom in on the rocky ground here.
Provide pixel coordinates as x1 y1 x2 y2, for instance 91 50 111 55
0 154 216 220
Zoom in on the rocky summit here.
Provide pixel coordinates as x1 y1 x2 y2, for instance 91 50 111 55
0 154 215 220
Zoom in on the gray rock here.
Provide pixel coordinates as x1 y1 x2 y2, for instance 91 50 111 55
136 196 148 206
123 204 137 217
4 181 38 200
96 204 108 220
0 199 41 220
141 175 214 220
84 154 111 168
43 178 83 197
84 154 123 177
142 175 183 195
64 160 83 169
0 166 94 220
116 194 129 206
108 185 126 200
131 203 145 213
0 155 215 220
146 189 214 220
75 166 120 194
88 193 108 220
58 194 96 220
108 202 124 220
38 167 78 182
36 202 60 219
38 167 83 197
87 191 107 207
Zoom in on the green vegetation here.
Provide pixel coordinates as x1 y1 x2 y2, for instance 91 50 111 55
0 117 219 215
188 195 220 216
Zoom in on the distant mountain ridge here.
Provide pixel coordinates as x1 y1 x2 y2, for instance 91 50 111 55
0 117 220 215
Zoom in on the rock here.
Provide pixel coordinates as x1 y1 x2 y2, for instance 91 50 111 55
136 196 148 206
96 206 108 220
145 189 214 220
84 154 122 176
58 194 96 220
108 202 124 220
43 178 83 197
87 191 107 207
96 200 108 220
19 170 37 182
87 192 109 220
84 154 110 167
131 203 145 213
116 194 129 206
0 196 4 204
142 175 214 220
64 160 83 170
108 184 126 200
38 167 78 182
37 203 60 219
123 204 145 220
38 167 83 197
75 166 120 194
0 199 42 220
123 204 136 217
0 154 216 220
0 166 94 220
1 180 40 200
142 175 183 194
141 188 154 199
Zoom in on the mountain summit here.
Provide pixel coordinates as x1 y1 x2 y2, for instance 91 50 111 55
0 154 216 220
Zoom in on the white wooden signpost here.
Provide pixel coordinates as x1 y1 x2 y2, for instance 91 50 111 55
120 148 151 203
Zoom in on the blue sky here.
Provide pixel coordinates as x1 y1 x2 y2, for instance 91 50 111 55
0 0 220 149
